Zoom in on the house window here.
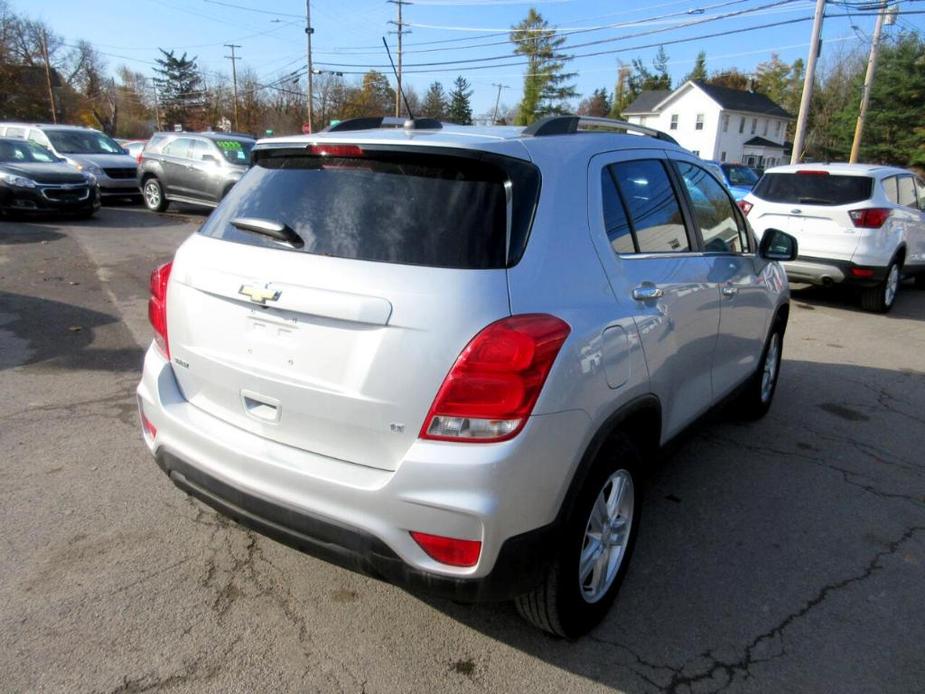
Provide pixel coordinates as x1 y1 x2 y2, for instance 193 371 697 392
762 119 769 136
670 113 678 130
721 151 727 162
722 115 730 132
695 113 704 130
639 116 647 126
751 118 757 134
775 120 782 136
739 117 745 134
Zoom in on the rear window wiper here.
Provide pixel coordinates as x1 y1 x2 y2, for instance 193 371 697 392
231 217 303 248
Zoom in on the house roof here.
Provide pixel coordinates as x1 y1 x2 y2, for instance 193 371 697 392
623 81 792 119
744 136 785 147
693 81 792 118
622 90 671 114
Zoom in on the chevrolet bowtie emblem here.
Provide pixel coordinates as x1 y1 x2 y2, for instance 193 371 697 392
239 284 281 305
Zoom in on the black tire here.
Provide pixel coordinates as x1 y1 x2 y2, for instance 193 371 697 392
735 318 785 421
142 177 169 212
515 434 642 638
860 260 900 313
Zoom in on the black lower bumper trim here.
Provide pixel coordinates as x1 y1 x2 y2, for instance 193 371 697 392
155 451 556 603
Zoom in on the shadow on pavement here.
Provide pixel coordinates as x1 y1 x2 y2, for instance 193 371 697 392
0 221 66 244
0 291 143 372
790 281 925 321
407 358 925 692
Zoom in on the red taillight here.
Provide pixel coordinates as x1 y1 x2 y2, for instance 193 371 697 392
797 170 829 176
307 144 364 157
148 261 172 357
410 531 481 567
136 153 143 164
420 314 571 443
850 267 876 278
848 207 891 229
140 410 157 439
738 200 753 216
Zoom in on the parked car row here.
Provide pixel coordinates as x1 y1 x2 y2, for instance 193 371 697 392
0 122 256 218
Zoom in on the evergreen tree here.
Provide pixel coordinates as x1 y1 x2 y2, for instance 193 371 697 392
510 9 577 124
421 81 448 119
685 51 708 82
152 48 204 129
855 32 925 166
447 76 473 124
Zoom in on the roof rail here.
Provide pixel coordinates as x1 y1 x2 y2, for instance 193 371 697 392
523 115 678 145
324 116 443 133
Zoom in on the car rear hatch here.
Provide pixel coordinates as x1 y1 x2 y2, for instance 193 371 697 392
165 141 540 471
749 171 875 260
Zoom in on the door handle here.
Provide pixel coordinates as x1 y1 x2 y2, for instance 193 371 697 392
721 286 738 297
632 285 664 301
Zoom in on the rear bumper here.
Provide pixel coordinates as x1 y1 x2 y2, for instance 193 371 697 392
783 256 888 287
157 450 557 602
137 346 589 601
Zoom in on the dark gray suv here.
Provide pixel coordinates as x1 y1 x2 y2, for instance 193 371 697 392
138 132 255 212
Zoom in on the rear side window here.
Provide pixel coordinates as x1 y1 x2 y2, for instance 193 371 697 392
603 159 690 253
883 176 899 204
199 148 540 269
753 173 873 206
897 175 917 208
163 138 193 159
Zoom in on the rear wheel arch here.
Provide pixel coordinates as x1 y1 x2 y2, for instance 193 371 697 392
556 395 661 527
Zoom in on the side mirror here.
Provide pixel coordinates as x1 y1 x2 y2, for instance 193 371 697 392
759 228 798 261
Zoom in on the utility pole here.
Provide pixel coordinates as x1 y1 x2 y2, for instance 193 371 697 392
40 29 57 123
849 0 891 163
491 83 509 125
388 0 411 117
305 0 314 132
224 44 242 131
790 0 826 164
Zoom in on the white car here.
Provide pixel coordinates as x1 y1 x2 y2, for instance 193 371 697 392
742 163 925 312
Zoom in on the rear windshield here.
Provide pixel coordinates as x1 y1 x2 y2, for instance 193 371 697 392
199 148 540 269
752 173 873 206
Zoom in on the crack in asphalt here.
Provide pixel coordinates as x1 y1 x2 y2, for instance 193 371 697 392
592 525 925 693
703 431 925 508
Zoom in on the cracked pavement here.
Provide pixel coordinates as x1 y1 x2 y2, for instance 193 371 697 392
1 207 923 693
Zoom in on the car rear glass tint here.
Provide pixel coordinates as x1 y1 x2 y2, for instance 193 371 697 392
199 149 540 269
753 173 873 206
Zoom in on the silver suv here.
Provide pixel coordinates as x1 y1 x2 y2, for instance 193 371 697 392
136 116 797 637
138 131 255 212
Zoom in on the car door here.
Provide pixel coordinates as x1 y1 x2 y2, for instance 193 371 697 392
911 177 925 269
160 137 195 196
896 174 925 268
671 156 774 399
187 139 224 203
589 150 722 441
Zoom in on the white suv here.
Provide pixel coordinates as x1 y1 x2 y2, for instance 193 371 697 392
742 163 925 312
137 116 797 637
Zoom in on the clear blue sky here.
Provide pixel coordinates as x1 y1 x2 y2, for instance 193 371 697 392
17 0 925 117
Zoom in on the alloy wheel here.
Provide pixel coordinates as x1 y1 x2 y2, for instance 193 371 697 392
579 470 635 603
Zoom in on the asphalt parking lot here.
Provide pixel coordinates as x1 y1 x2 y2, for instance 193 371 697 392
1 206 923 693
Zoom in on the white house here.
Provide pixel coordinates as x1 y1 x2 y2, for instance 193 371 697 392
623 80 792 168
